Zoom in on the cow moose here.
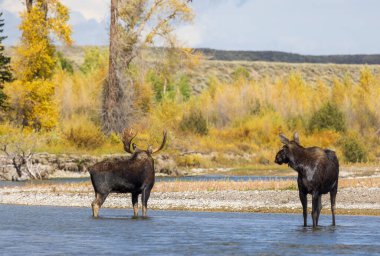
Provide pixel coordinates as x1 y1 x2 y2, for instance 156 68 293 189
274 133 339 228
89 128 167 218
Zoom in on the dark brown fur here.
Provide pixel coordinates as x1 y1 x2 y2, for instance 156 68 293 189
89 130 166 218
275 133 339 228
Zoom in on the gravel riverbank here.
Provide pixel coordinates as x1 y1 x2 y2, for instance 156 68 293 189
0 185 379 215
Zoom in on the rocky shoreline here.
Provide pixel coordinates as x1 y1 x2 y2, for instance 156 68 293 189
0 152 180 181
1 185 379 216
1 152 380 181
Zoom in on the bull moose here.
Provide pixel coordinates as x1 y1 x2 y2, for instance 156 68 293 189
89 128 167 218
274 133 339 228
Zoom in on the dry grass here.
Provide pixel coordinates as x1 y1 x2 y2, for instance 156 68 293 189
153 179 295 192
339 177 380 188
15 177 380 193
154 177 380 192
17 182 93 193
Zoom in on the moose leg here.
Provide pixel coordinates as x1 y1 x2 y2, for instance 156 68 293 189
141 188 151 217
91 192 108 218
330 185 338 226
299 191 307 227
91 192 98 217
132 192 139 217
316 195 322 226
311 192 319 228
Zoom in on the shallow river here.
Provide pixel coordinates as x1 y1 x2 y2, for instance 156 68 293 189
0 204 379 255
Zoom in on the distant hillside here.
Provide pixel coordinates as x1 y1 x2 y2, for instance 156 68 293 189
188 60 380 93
6 46 380 93
7 46 380 65
52 46 380 65
197 48 380 65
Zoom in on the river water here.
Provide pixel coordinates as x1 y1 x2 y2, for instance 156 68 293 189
0 204 379 255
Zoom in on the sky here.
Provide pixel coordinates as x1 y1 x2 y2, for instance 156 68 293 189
1 0 380 55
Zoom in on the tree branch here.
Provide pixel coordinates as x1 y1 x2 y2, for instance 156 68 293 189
1 144 9 156
144 10 177 44
135 0 164 37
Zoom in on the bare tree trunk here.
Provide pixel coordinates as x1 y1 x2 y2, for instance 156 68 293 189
26 0 33 12
103 0 121 133
102 0 133 133
25 0 48 20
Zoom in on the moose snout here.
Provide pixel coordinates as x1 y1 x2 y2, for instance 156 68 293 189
274 152 282 164
274 149 289 165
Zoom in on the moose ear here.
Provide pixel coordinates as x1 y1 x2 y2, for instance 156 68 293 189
293 132 300 144
279 134 290 145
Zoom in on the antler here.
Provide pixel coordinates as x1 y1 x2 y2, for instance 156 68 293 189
152 130 167 154
122 128 137 154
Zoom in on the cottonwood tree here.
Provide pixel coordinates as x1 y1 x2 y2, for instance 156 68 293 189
6 0 71 130
103 0 194 133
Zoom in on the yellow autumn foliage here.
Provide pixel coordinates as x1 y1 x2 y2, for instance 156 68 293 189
5 79 58 130
8 0 72 130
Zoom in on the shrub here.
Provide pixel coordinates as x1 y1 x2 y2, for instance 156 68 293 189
56 51 74 74
231 66 250 81
309 102 346 132
178 75 191 101
63 116 106 148
109 132 121 145
79 47 107 74
180 109 208 135
134 82 154 114
340 134 367 163
176 154 202 168
176 154 210 168
0 123 19 135
147 70 175 102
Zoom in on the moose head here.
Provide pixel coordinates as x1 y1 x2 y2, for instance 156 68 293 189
274 132 300 165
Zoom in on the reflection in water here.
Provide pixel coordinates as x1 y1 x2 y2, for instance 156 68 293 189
98 215 151 221
297 225 337 233
0 205 379 255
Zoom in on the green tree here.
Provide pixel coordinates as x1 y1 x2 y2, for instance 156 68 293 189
309 102 346 132
56 51 74 74
0 12 12 110
80 47 107 74
340 134 367 163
